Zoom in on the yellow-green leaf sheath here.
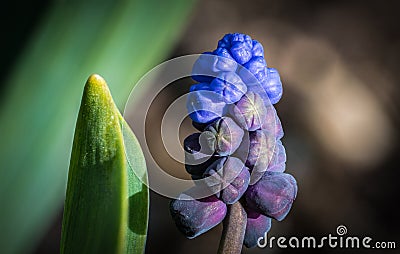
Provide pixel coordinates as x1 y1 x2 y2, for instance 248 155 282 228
60 75 148 254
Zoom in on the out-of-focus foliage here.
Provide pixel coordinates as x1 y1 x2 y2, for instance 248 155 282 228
0 0 195 253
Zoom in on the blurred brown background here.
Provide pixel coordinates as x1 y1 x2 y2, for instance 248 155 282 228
4 0 397 253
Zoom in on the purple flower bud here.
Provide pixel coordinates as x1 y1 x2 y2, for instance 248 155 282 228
203 117 244 156
261 105 284 140
267 140 286 173
184 133 216 177
170 194 227 239
251 40 264 57
203 157 249 204
274 114 284 140
267 162 285 173
244 130 275 184
231 92 268 131
262 67 283 104
243 209 272 248
245 172 297 221
209 72 247 104
187 90 227 124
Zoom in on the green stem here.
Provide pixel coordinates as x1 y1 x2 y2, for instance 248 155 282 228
217 201 247 254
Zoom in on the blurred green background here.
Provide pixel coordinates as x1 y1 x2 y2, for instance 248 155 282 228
1 0 399 254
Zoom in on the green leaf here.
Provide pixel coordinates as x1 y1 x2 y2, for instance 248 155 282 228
121 118 149 253
60 74 148 254
0 0 195 253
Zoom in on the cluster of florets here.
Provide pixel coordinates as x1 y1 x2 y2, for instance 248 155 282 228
170 33 298 248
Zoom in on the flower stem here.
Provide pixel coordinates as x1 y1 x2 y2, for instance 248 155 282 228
217 201 247 254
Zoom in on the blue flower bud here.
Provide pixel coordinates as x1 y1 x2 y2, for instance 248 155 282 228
231 91 268 131
203 157 249 204
218 33 233 48
218 33 252 48
218 33 253 64
170 194 227 239
262 67 283 104
240 57 268 85
191 52 214 83
209 72 247 104
251 40 264 57
187 90 227 124
192 51 237 83
245 172 297 221
231 33 253 47
213 47 238 72
243 209 272 248
230 42 252 65
203 117 244 156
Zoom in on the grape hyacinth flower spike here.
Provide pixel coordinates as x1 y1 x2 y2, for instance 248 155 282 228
170 33 298 252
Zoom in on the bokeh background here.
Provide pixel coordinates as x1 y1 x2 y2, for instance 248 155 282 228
1 0 399 253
